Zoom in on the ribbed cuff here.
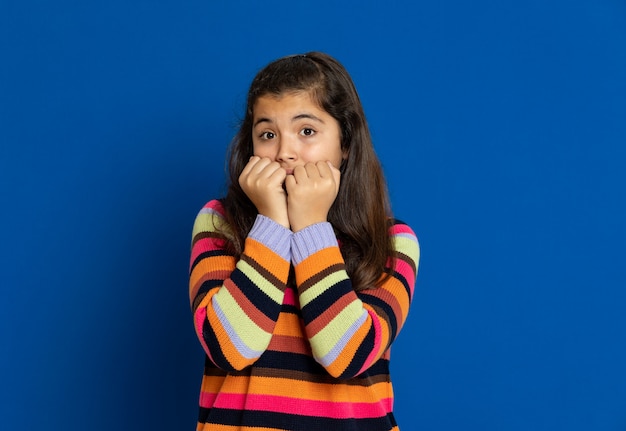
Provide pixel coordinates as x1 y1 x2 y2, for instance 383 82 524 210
291 222 337 265
248 215 293 261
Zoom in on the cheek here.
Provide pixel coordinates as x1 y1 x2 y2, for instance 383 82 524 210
252 143 273 158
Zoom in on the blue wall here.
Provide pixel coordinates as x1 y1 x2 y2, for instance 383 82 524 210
2 1 625 430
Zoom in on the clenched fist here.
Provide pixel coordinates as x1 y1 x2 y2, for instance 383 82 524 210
239 156 289 228
285 161 341 232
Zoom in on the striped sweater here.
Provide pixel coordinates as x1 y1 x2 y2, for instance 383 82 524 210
189 199 420 431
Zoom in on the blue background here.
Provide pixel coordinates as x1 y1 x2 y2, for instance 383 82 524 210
1 1 625 430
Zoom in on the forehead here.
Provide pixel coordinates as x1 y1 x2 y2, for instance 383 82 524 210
252 91 325 118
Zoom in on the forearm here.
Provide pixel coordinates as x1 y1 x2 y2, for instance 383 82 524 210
292 221 419 379
190 203 292 371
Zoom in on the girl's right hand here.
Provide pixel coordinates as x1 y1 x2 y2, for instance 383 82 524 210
239 156 289 228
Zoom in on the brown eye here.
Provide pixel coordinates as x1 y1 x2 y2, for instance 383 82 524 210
300 128 315 136
261 131 275 139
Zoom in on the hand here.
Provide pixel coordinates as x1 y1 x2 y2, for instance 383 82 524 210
239 156 289 228
285 161 341 232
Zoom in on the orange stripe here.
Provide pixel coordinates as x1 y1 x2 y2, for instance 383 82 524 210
325 321 370 375
295 247 343 286
273 312 305 337
199 374 392 402
376 277 410 320
363 303 391 357
189 269 232 302
305 291 356 337
190 255 236 290
245 238 290 280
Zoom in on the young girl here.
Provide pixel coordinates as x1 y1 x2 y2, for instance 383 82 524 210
189 52 420 431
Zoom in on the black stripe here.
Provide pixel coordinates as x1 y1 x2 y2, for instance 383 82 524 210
230 269 283 321
359 293 398 343
203 357 229 377
340 324 376 378
254 350 327 375
252 350 392 380
198 279 222 296
364 358 390 376
201 315 236 372
246 364 390 386
389 267 413 303
300 278 352 322
190 249 228 275
191 279 222 311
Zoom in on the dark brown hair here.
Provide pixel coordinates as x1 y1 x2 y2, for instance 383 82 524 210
221 52 393 291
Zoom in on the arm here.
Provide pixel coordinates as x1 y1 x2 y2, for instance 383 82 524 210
189 200 292 371
292 220 419 379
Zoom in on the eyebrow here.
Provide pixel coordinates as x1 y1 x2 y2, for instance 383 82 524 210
253 113 325 128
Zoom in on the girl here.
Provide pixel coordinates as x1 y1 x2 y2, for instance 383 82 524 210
189 52 420 431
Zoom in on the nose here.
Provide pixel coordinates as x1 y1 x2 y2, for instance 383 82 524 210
276 135 297 163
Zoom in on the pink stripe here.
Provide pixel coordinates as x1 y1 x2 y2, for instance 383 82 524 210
194 307 216 364
199 390 218 408
190 237 224 267
283 287 297 306
394 256 415 278
394 258 416 296
208 200 225 213
391 224 415 236
212 393 392 419
357 308 384 375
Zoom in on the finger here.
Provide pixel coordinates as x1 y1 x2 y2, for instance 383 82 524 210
248 158 276 178
240 156 260 177
292 164 307 183
326 161 341 189
316 160 332 177
284 174 296 191
268 165 287 183
304 162 321 179
258 160 285 180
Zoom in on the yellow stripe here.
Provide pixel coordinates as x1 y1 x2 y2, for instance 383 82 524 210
212 287 271 352
309 300 366 358
393 234 420 262
192 210 229 236
237 259 284 304
299 271 348 306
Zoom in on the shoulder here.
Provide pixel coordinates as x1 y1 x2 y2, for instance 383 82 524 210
192 199 231 236
198 198 227 217
388 218 417 238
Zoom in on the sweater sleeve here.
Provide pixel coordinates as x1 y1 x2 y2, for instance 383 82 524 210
291 220 419 379
189 200 292 371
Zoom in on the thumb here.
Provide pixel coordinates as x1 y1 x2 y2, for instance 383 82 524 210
327 160 341 191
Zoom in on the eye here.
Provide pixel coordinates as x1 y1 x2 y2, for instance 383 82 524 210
259 131 275 140
300 128 316 137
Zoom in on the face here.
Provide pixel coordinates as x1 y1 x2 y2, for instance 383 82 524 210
251 91 344 174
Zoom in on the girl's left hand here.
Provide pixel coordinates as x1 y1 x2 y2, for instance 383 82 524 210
285 161 341 232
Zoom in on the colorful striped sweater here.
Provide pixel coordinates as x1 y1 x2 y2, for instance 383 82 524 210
189 199 420 431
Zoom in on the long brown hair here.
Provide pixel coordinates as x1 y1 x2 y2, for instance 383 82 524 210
221 52 393 291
